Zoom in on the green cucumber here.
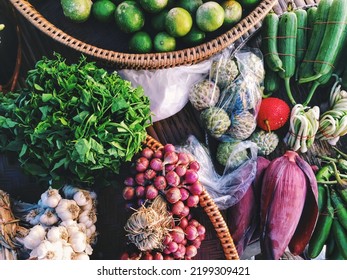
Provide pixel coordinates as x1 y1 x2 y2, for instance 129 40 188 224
261 11 284 72
298 0 333 83
278 6 297 105
301 0 347 83
263 63 280 97
294 8 307 80
306 6 317 43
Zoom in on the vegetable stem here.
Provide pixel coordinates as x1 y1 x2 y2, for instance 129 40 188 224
285 78 296 105
303 81 319 106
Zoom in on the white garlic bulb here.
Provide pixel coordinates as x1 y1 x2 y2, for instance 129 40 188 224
30 240 63 260
40 188 62 208
73 190 91 207
55 199 80 221
47 226 69 243
69 231 87 253
39 208 59 226
19 224 46 250
25 208 43 226
78 210 97 228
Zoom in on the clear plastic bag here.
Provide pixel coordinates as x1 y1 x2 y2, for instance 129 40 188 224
176 135 258 210
199 47 264 141
118 59 213 122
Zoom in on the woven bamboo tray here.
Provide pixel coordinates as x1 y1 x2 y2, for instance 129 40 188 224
9 0 277 70
144 135 239 260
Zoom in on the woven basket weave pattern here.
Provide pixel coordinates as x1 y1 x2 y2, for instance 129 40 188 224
10 0 277 69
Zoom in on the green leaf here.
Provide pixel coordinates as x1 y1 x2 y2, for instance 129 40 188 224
19 144 28 157
42 93 53 102
89 138 104 154
51 158 67 171
112 98 129 113
0 116 17 128
34 83 44 91
22 162 48 176
74 138 90 162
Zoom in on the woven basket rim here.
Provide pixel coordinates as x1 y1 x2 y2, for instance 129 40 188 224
145 135 239 260
10 0 277 70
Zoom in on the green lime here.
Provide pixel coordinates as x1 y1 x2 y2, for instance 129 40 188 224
61 0 92 23
151 9 169 31
139 0 168 13
115 1 145 33
178 0 203 15
165 7 193 37
196 2 225 32
221 0 242 27
129 31 153 53
182 25 206 46
92 0 116 23
153 32 176 52
238 0 261 9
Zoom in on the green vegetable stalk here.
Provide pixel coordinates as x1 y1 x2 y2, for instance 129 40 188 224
0 53 152 187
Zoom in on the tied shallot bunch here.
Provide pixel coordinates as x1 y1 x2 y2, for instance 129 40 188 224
260 150 319 259
121 143 206 260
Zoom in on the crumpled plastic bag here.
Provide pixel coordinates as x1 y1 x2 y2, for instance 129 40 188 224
118 59 213 122
176 135 258 210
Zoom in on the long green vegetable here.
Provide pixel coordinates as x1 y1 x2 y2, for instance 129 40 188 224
278 5 297 105
300 0 347 83
0 53 152 187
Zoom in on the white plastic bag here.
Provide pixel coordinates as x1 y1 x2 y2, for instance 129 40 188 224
118 60 213 122
176 135 258 210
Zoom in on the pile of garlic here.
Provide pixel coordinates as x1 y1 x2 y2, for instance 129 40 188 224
15 185 97 260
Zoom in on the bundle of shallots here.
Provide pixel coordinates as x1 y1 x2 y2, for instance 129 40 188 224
260 151 319 259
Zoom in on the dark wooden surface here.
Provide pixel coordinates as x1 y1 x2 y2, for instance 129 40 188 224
1 0 346 260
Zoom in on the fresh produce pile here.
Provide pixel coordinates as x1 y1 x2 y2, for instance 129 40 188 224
261 0 347 152
1 185 98 260
120 143 207 260
0 53 151 187
59 0 259 53
307 150 347 260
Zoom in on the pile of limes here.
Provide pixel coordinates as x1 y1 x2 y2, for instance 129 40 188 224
87 0 260 53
